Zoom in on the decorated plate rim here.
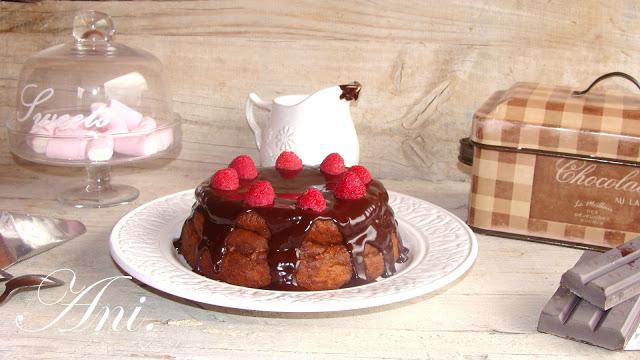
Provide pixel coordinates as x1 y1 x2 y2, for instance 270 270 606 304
110 189 477 313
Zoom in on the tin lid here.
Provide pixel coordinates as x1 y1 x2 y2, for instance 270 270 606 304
471 73 640 163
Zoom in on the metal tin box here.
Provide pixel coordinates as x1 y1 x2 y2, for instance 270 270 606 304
465 73 640 250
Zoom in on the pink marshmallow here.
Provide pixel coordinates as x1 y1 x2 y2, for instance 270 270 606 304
105 109 128 133
87 136 115 161
45 128 90 161
114 116 163 157
109 99 143 130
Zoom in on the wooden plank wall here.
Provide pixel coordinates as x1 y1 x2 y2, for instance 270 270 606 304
1 1 639 181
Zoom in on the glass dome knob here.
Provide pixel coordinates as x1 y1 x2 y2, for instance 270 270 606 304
72 10 115 43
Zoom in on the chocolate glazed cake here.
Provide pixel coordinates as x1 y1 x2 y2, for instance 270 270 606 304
177 154 408 291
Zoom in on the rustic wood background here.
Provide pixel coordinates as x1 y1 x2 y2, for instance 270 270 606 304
1 1 639 181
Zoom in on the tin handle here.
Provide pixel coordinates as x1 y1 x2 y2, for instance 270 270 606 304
573 72 640 96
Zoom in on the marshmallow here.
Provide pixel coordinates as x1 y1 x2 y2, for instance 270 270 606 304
105 108 128 133
28 122 56 154
114 135 162 157
89 102 127 133
109 99 143 130
30 136 50 154
45 128 90 161
114 116 172 157
87 136 115 161
138 116 157 131
151 128 174 151
139 117 173 151
28 101 166 161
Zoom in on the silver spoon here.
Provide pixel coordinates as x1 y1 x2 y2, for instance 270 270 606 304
0 268 64 306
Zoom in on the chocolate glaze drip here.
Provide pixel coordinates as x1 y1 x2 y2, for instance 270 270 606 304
339 81 362 101
178 166 408 290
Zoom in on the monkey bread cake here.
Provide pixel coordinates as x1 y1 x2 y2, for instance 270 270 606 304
176 151 408 291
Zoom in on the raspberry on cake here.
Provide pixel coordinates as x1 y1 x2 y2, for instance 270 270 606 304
320 153 346 175
297 187 327 212
335 171 366 200
229 154 258 180
177 152 408 291
348 165 372 184
210 168 239 190
245 181 275 207
275 151 303 171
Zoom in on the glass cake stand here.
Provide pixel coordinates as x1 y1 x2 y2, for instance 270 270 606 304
6 11 181 208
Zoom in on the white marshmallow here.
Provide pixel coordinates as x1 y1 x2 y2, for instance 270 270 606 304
151 128 174 151
28 122 56 154
30 137 50 154
138 116 173 151
87 136 115 161
114 136 162 157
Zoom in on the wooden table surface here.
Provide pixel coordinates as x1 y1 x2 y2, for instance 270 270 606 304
0 146 635 360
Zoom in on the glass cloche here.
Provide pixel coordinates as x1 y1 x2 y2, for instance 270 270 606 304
6 10 181 208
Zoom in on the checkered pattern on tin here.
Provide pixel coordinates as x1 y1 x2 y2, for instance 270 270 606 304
467 147 639 248
472 82 640 162
468 147 535 232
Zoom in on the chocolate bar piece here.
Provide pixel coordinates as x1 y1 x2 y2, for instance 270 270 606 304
538 252 640 350
561 238 640 310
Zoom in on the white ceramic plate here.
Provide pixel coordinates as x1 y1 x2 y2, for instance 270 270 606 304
110 190 477 312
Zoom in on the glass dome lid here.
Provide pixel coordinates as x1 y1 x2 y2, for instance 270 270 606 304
8 10 179 166
7 10 181 208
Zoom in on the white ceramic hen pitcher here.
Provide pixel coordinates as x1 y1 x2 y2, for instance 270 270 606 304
245 82 361 167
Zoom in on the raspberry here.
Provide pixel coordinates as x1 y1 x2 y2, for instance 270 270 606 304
334 171 366 200
320 153 346 175
275 151 303 171
229 155 258 180
296 188 327 212
348 165 372 184
210 168 239 190
245 180 275 207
